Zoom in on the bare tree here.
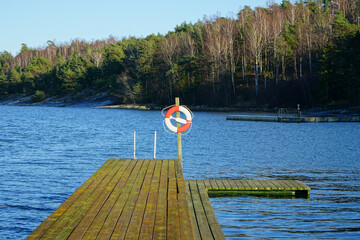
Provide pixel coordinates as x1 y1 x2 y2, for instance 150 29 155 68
222 18 237 94
91 50 104 68
246 8 265 96
271 5 285 84
237 6 252 86
158 35 180 100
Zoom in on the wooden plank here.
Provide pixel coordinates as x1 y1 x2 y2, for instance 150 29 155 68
295 180 311 190
168 159 195 239
227 180 239 190
96 159 145 239
196 180 205 188
233 180 246 190
81 159 137 239
269 180 287 190
283 180 301 190
167 177 180 240
185 181 201 240
41 159 124 239
124 160 156 239
238 180 252 190
256 180 272 190
195 180 206 189
175 157 183 177
110 159 150 239
189 180 213 240
138 160 162 240
292 180 308 190
279 180 296 190
177 178 196 240
277 180 297 190
68 159 132 239
197 184 226 240
168 158 176 178
215 179 226 190
221 179 232 190
203 179 212 189
245 180 259 190
289 180 308 190
252 180 266 190
153 159 169 240
260 180 279 190
209 179 219 190
26 158 115 239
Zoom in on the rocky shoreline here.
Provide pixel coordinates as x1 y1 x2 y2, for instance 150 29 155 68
1 93 359 116
0 92 115 108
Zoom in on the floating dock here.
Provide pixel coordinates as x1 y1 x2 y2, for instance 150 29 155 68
186 179 310 240
27 159 310 239
227 114 360 123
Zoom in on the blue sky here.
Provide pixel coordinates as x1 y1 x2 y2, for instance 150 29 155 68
1 0 279 55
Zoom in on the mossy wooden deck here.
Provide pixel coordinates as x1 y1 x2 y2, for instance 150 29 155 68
194 179 310 197
27 158 195 240
185 179 310 240
27 159 311 240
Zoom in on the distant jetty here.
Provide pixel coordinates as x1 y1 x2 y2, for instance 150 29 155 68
227 114 360 123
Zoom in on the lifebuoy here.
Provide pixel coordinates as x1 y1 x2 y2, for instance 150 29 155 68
165 106 192 133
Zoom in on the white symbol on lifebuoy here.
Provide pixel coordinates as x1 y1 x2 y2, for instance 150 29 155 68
164 106 192 133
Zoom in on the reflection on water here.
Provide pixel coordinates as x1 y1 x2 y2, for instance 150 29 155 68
0 106 359 239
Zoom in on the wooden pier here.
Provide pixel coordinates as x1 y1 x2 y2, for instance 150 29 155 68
227 114 360 123
27 159 195 240
27 159 310 239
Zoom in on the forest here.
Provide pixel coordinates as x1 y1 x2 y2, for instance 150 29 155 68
0 0 359 108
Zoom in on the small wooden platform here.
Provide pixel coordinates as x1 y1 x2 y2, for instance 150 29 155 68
194 179 310 197
27 159 195 240
227 114 360 123
186 179 310 240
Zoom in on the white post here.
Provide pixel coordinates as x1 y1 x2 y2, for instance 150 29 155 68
154 131 157 159
133 130 136 159
175 97 183 176
176 97 182 161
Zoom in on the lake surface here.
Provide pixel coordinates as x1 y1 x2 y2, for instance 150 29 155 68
1 105 359 239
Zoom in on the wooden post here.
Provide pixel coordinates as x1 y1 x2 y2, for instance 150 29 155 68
175 97 183 168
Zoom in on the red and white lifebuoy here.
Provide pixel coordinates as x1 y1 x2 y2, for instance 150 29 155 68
165 106 192 133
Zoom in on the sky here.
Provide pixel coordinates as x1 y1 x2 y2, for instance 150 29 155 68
1 0 280 55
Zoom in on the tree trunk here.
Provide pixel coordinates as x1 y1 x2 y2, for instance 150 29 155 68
169 75 173 101
282 55 286 80
307 35 312 73
299 55 303 79
255 57 258 97
230 53 235 95
243 44 248 87
211 64 216 104
294 53 297 80
308 48 312 73
242 55 246 85
264 50 267 89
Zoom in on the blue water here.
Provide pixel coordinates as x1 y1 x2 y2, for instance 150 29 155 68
1 105 360 239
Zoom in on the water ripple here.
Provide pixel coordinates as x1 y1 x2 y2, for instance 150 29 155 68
1 106 360 239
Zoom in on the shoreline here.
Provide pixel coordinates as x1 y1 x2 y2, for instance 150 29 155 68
1 93 359 116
